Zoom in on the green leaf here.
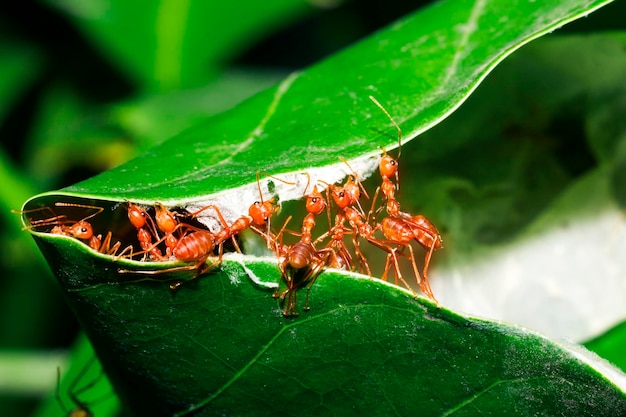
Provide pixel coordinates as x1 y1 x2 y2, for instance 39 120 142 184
26 0 614 214
0 43 41 124
31 234 626 416
585 320 626 374
111 69 286 150
43 0 314 91
31 334 120 417
24 83 134 191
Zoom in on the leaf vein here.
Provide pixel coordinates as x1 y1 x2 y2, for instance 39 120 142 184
439 0 487 91
213 72 300 169
439 376 556 416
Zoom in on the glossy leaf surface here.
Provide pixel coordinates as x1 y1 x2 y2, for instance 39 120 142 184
36 234 626 416
27 0 615 210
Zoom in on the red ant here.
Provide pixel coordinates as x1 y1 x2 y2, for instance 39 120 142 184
271 178 336 316
119 203 254 290
127 202 164 261
317 161 375 275
247 171 295 249
317 181 421 294
376 216 440 301
308 185 420 295
20 203 126 256
119 206 219 288
323 158 370 216
315 209 353 271
368 95 442 301
162 190 287 289
119 170 292 286
154 202 186 258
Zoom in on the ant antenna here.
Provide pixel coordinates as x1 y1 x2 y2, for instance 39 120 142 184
54 202 104 222
338 156 370 200
255 172 266 203
368 95 403 159
302 172 312 197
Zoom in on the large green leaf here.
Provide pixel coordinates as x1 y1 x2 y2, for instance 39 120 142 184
22 0 626 416
34 234 626 416
28 0 615 214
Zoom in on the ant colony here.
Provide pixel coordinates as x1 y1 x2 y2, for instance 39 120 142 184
21 97 442 317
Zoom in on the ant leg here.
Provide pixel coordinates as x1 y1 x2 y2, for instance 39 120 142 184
115 233 168 262
284 289 298 317
381 252 393 282
352 234 372 276
169 256 221 291
55 202 104 222
189 204 229 228
274 258 289 299
114 244 136 260
385 247 415 296
118 256 217 278
303 250 332 311
419 240 438 303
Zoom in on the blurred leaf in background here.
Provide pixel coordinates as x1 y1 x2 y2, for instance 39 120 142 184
401 31 626 344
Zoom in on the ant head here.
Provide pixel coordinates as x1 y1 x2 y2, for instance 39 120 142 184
379 150 398 179
318 179 352 209
305 186 326 215
67 221 94 240
331 187 352 209
127 202 148 229
249 198 277 226
338 156 370 201
343 175 362 202
154 203 177 233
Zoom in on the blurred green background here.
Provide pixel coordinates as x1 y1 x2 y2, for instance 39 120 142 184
1 0 626 416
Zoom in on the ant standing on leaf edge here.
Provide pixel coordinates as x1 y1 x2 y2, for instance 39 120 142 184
367 95 443 305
